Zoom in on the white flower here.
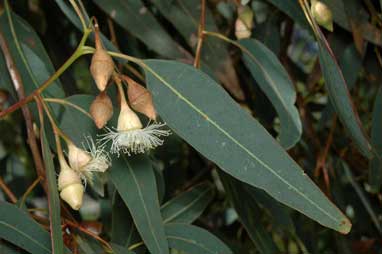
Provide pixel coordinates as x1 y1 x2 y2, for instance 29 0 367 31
98 103 170 156
68 136 111 184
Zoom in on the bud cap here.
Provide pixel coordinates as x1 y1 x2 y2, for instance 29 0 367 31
90 92 113 129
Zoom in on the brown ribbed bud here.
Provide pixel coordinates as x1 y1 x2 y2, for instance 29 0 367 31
90 92 113 129
124 76 157 121
90 23 114 91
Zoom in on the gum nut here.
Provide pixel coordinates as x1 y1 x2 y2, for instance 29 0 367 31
58 167 81 191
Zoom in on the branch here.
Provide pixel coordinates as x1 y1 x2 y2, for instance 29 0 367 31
0 26 47 192
194 0 206 68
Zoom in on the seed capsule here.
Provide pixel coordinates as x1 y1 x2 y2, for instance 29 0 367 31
124 76 157 121
90 92 113 129
90 23 114 91
311 0 333 31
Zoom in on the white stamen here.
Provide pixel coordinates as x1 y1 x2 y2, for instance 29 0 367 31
98 122 171 156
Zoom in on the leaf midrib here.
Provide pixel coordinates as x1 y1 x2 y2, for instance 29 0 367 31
145 62 340 226
0 221 51 253
122 157 165 254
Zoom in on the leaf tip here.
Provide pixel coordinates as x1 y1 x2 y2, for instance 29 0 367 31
338 218 352 234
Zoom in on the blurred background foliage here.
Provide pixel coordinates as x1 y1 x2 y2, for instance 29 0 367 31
0 0 382 254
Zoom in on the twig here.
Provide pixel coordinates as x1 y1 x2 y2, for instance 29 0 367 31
0 176 17 203
194 0 206 68
64 219 112 251
0 26 47 192
19 176 43 208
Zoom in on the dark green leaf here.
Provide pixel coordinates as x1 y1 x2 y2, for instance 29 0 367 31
165 223 232 254
41 124 64 254
0 4 64 98
314 24 372 159
265 0 307 27
111 190 141 247
57 95 96 146
109 155 169 254
369 87 382 192
0 201 51 254
111 243 135 254
93 0 190 60
246 185 294 232
161 182 214 224
145 59 351 233
220 172 279 254
240 39 302 148
152 0 243 99
342 161 382 234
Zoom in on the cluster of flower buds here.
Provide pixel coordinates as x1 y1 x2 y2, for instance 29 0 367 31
310 0 333 31
235 5 254 39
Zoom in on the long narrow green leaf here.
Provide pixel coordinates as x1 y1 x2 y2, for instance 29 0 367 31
161 182 214 224
144 60 351 233
92 0 190 60
220 172 279 254
311 17 373 159
108 155 169 254
111 190 141 247
165 223 232 254
0 3 64 97
41 125 64 254
246 185 294 232
239 39 302 148
0 202 51 254
369 87 382 192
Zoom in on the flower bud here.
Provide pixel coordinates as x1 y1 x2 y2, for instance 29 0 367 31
90 24 114 91
311 0 333 31
90 92 113 129
235 5 253 39
117 102 143 131
235 18 251 39
58 162 84 210
125 76 157 121
68 142 92 171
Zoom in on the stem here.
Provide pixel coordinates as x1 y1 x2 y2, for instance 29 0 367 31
19 176 42 208
128 241 144 251
69 0 87 32
0 176 17 203
44 98 92 118
194 0 206 68
0 30 91 119
0 22 48 192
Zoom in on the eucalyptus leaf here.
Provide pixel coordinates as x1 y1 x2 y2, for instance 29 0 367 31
109 155 169 254
151 0 243 99
314 21 372 158
41 124 64 254
144 59 351 233
165 223 232 254
93 0 191 60
0 201 51 254
240 39 302 148
220 172 279 254
369 87 382 192
0 5 64 97
111 191 141 247
161 182 214 224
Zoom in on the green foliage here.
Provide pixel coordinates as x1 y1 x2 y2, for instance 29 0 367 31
1 0 382 253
